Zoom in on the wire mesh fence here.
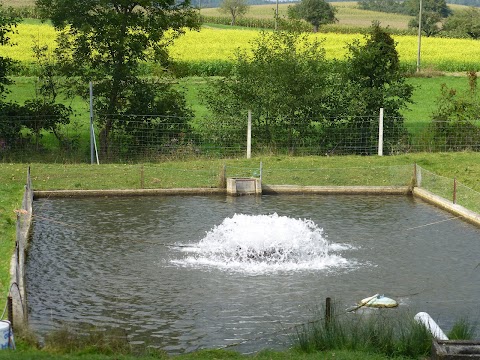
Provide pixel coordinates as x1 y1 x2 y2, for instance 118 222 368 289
418 166 480 214
1 114 480 162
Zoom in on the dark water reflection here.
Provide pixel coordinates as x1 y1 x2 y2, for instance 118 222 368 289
27 194 480 354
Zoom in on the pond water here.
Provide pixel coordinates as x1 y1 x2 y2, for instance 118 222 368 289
26 194 480 354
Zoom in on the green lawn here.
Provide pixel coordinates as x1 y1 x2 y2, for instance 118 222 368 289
6 73 474 125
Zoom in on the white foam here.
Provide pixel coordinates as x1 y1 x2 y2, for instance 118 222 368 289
172 213 356 274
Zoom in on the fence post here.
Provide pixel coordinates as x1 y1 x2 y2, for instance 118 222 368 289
453 178 457 204
247 110 252 159
140 165 144 189
416 164 422 188
378 108 384 156
7 296 13 329
90 81 95 165
259 161 263 184
325 297 331 328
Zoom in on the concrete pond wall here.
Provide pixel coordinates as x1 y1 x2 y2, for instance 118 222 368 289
10 165 480 330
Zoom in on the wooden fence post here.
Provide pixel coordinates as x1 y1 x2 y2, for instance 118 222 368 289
325 297 331 328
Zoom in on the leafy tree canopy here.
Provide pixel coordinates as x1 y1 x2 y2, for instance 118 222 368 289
343 22 413 116
287 0 337 32
404 0 451 17
443 7 480 39
203 24 412 154
203 31 336 147
0 3 20 99
337 22 413 153
35 0 201 154
219 0 249 26
358 0 451 20
408 11 443 37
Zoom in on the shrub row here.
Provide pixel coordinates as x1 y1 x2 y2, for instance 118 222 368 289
3 6 40 19
201 15 418 36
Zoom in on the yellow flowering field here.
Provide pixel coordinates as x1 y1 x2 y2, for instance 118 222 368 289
4 23 480 72
4 23 57 63
170 28 480 71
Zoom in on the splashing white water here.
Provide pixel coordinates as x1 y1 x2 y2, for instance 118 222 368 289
171 213 354 273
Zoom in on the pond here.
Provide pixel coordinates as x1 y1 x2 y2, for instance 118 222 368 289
26 194 480 354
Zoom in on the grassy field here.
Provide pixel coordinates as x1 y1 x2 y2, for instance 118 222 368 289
1 0 33 6
5 74 474 125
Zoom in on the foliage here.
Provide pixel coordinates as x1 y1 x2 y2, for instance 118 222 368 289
447 317 477 340
358 0 405 14
287 0 337 32
443 6 480 39
1 5 40 19
358 0 451 33
339 22 413 154
218 0 249 26
405 0 450 36
202 24 412 155
36 0 201 157
0 3 20 98
202 30 336 151
408 11 442 37
0 3 73 153
404 0 451 18
430 71 480 151
293 302 433 358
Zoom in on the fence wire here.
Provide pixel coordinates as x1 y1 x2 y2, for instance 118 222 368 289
418 166 480 214
1 115 480 162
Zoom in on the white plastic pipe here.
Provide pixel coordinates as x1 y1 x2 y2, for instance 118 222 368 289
414 312 449 340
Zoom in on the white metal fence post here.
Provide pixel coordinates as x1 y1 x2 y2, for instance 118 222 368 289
90 82 94 164
89 82 99 165
378 108 384 156
247 110 252 159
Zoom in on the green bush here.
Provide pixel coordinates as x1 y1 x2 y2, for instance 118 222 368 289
293 303 433 358
448 317 477 340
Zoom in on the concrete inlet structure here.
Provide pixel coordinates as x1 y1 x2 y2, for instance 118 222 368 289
432 340 480 359
226 177 262 196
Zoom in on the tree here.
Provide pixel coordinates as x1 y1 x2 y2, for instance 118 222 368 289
202 31 336 150
429 71 480 151
404 0 451 17
408 11 443 37
0 3 20 100
287 0 337 33
358 0 405 14
405 0 451 36
0 4 22 150
219 0 249 26
443 7 480 39
36 0 201 156
338 22 413 154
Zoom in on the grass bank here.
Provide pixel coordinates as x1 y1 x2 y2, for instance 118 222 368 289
0 348 414 360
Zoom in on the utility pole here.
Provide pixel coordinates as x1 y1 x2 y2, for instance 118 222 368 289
416 0 423 73
275 0 279 31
